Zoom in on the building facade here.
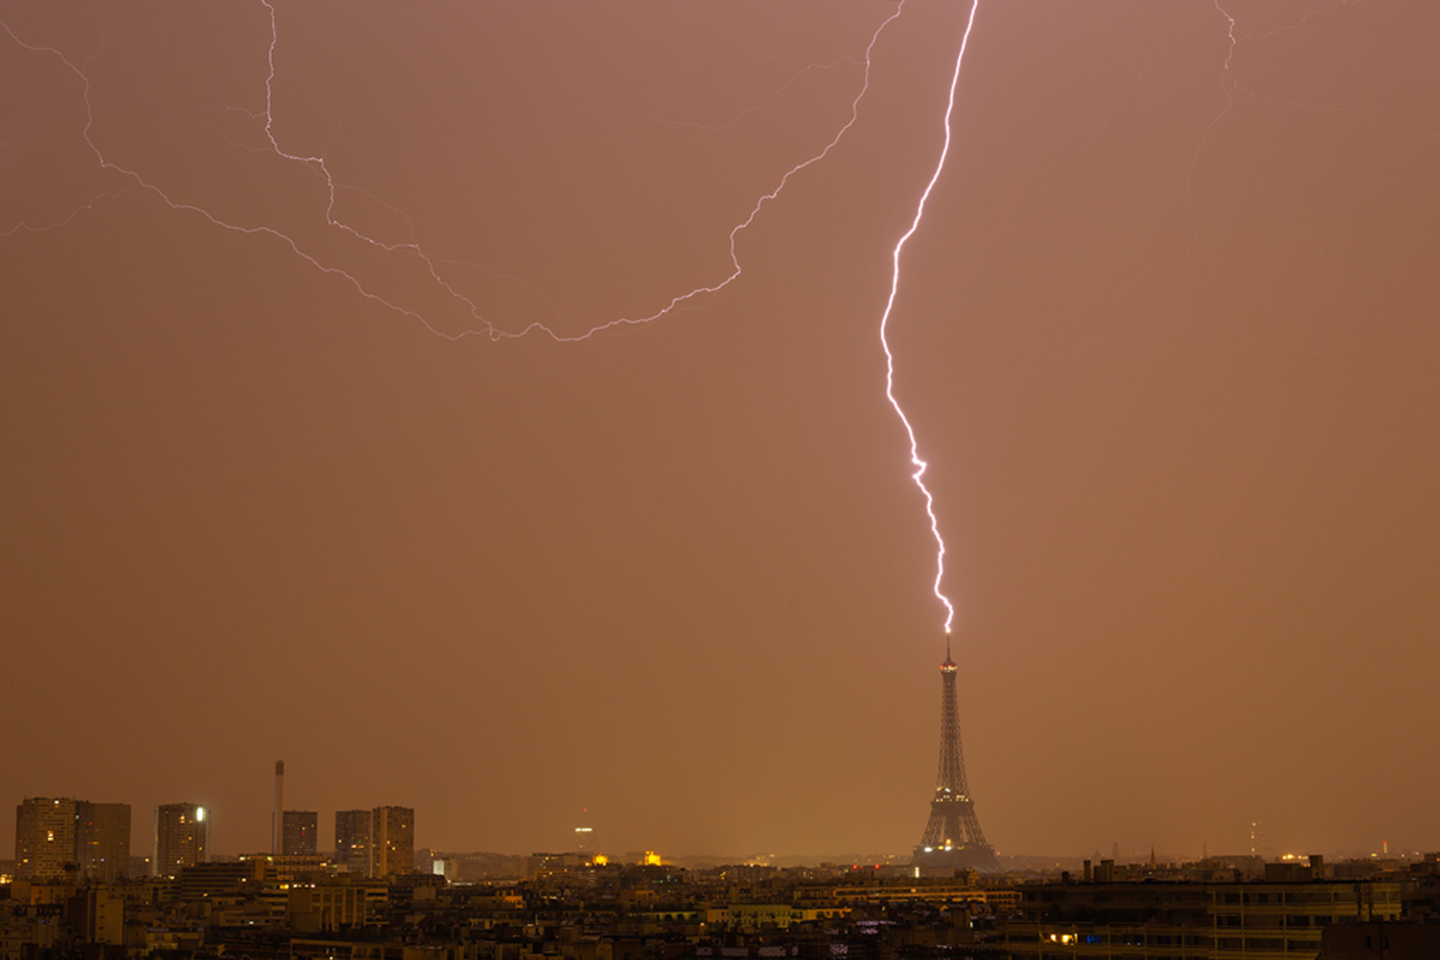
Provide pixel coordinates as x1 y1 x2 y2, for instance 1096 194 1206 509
1003 874 1407 959
334 810 372 876
370 806 414 878
75 801 130 882
283 810 318 857
153 803 208 878
333 806 414 877
14 798 78 880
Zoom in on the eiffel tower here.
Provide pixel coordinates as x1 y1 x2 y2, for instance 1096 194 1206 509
912 638 999 872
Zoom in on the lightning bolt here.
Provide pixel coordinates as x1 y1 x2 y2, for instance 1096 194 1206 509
598 55 866 133
5 0 1359 644
878 0 981 637
493 6 908 343
0 13 451 336
1188 0 1241 184
1 2 908 344
0 192 122 238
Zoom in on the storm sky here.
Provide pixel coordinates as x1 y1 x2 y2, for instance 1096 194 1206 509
3 0 1438 862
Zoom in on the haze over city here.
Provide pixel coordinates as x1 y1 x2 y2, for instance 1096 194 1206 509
3 0 1437 865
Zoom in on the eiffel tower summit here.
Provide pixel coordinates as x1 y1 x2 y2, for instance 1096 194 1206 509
912 638 1000 872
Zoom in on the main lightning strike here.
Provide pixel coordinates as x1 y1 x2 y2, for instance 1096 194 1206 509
5 0 1329 644
878 0 981 636
1 0 975 635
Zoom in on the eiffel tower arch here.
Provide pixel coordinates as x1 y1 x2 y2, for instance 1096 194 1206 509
912 640 999 872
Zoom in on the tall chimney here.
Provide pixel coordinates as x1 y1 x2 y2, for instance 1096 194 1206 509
273 760 285 855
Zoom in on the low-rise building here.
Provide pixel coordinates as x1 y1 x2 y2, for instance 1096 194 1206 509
1003 870 1407 959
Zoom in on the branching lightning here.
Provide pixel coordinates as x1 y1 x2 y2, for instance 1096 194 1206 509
1186 1 1240 185
878 0 981 636
601 55 866 133
0 192 122 238
2 0 1374 644
1 1 907 344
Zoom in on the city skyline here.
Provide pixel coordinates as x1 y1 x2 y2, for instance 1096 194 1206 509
6 757 1429 867
3 0 1437 861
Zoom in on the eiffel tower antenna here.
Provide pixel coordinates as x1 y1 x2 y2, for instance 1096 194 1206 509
912 636 998 872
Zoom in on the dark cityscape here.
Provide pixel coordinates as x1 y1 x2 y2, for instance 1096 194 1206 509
3 0 1438 958
9 730 1440 960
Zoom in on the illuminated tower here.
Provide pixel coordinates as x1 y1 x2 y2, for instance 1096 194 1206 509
912 641 998 872
153 803 208 878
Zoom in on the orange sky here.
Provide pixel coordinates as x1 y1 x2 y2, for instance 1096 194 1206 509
3 0 1438 862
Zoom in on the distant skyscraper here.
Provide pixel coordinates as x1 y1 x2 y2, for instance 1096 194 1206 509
912 641 999 872
370 806 414 878
282 810 318 856
153 803 208 878
14 797 78 880
334 806 414 877
76 802 131 882
334 809 372 875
